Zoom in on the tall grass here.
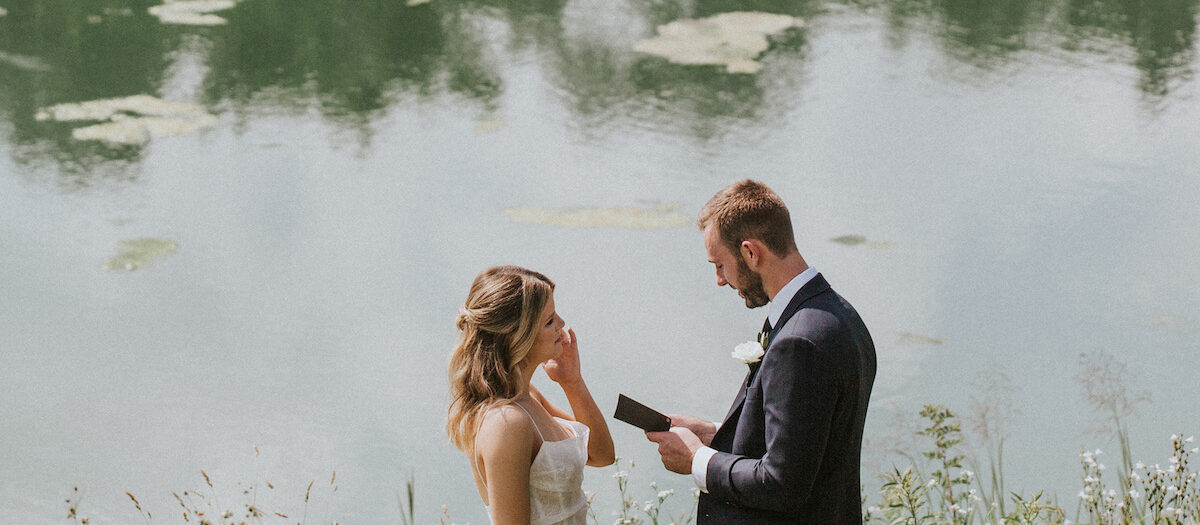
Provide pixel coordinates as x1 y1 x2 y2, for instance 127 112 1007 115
65 352 1194 524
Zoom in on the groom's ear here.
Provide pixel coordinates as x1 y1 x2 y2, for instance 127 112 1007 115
740 240 762 269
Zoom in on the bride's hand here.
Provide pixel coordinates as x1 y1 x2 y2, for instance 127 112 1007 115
543 327 582 386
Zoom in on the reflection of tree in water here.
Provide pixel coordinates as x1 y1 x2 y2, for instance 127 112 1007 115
202 0 504 128
870 0 1197 102
1063 0 1197 101
204 0 811 142
0 0 175 180
2 0 1197 174
542 0 813 141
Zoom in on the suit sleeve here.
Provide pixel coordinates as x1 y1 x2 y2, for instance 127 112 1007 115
704 335 837 513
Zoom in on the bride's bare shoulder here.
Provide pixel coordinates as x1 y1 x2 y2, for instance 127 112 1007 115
476 403 536 452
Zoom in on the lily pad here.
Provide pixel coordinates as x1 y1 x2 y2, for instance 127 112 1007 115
103 238 179 271
897 332 945 346
829 234 893 249
503 204 691 229
474 118 504 134
35 95 217 145
633 11 803 74
0 51 52 72
148 1 236 26
829 234 867 246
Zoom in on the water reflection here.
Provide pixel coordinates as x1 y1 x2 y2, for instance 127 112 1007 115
0 0 1197 169
874 0 1197 104
0 0 176 179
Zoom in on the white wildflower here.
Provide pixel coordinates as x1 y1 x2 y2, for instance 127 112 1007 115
1098 463 1106 470
1135 462 1146 470
1129 490 1140 500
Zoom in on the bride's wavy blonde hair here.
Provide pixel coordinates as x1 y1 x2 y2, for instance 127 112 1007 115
446 265 555 451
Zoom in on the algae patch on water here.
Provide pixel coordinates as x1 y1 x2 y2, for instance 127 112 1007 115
633 12 803 74
829 234 893 250
897 332 946 346
0 51 53 72
148 1 237 25
503 204 691 229
103 238 179 271
35 95 217 146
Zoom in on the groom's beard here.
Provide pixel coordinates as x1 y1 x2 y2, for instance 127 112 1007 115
735 256 770 309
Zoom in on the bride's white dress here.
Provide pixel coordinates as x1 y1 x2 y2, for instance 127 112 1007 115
481 404 590 525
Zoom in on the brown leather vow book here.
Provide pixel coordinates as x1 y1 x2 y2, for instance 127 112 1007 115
613 394 671 432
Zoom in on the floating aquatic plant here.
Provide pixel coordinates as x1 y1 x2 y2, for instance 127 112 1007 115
102 238 179 271
898 332 946 345
830 234 893 249
148 0 237 26
633 12 803 74
502 204 691 229
35 95 217 146
0 51 52 72
831 234 868 246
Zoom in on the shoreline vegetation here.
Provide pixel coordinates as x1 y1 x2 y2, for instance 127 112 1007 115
65 352 1196 525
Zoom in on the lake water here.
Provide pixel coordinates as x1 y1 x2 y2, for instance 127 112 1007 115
2 0 1198 523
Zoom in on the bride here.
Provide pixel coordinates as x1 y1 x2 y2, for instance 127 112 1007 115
447 266 615 525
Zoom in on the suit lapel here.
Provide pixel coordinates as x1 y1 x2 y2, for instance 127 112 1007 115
715 273 832 444
768 273 831 342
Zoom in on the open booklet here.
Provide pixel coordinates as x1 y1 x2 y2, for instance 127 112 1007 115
612 394 671 432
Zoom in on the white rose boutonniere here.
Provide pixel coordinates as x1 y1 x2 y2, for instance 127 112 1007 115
732 340 766 365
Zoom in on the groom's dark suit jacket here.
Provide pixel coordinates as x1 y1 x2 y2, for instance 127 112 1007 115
698 274 876 524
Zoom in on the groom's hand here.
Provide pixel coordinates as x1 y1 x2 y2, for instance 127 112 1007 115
645 427 703 475
667 414 717 446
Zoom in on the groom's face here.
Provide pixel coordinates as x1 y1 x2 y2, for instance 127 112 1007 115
704 225 770 309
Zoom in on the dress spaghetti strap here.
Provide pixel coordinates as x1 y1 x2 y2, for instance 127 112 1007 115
472 402 544 491
512 402 545 441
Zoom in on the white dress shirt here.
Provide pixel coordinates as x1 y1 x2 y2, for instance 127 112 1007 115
690 267 819 492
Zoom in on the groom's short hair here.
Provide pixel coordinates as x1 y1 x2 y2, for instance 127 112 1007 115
698 179 796 257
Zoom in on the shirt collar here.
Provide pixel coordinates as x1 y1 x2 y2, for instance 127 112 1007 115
767 267 818 329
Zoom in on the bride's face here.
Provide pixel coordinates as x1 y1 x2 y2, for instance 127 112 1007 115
526 294 565 365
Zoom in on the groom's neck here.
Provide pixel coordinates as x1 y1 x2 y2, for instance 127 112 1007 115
763 253 809 303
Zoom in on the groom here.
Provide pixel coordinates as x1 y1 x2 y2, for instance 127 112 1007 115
646 180 876 524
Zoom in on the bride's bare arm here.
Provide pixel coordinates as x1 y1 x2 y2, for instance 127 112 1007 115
540 328 616 467
476 405 536 525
